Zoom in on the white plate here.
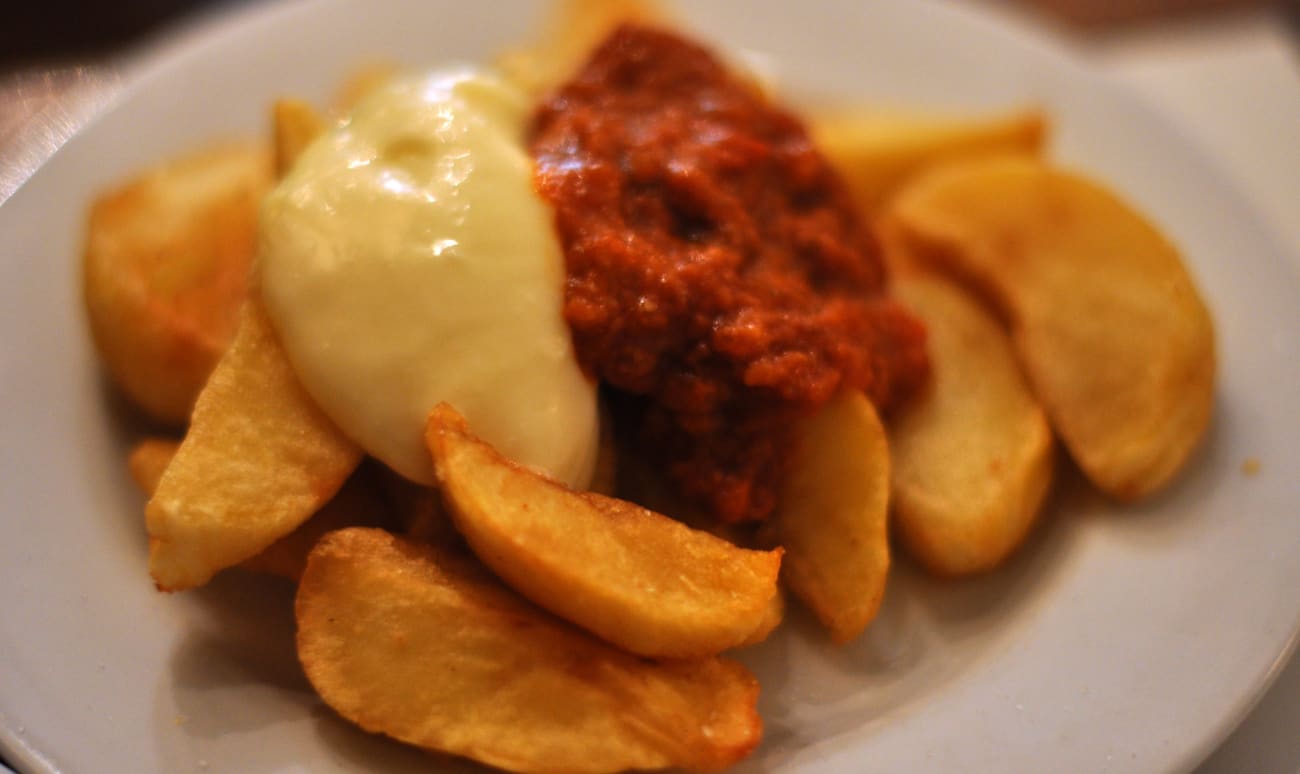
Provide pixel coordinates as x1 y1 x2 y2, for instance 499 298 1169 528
2 1 1298 772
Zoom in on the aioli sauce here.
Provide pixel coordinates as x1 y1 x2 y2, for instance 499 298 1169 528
531 26 928 521
260 68 599 489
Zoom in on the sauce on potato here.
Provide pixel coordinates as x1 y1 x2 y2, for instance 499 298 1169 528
531 25 928 522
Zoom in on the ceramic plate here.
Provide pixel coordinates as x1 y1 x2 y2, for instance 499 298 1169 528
1 1 1297 772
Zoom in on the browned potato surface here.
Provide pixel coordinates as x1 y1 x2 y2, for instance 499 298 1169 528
129 438 386 583
737 589 785 648
813 107 1047 215
772 391 891 643
146 299 362 590
239 466 392 582
497 0 667 94
425 404 782 659
887 155 1215 500
83 142 270 424
271 99 327 178
297 527 762 773
888 268 1055 576
127 438 181 494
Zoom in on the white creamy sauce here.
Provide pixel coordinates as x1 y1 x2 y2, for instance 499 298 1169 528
259 67 598 488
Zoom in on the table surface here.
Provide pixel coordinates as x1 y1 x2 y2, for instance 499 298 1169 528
0 2 1296 772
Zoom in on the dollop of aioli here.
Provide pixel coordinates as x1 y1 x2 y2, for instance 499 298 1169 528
259 67 598 488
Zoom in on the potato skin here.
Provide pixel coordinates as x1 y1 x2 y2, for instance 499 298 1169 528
296 527 763 774
83 142 270 424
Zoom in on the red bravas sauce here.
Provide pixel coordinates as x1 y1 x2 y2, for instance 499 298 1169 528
531 25 928 522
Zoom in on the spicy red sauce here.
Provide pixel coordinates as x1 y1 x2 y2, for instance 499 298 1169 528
531 25 928 522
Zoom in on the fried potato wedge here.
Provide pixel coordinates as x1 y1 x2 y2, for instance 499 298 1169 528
887 268 1055 576
127 438 181 494
129 437 384 583
738 588 785 648
146 300 362 591
813 107 1047 216
272 99 327 179
425 403 782 659
887 156 1215 500
83 142 270 424
497 0 668 95
239 466 392 582
772 391 891 643
297 528 762 773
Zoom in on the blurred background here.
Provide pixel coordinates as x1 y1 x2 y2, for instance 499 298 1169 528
1 0 1291 69
1 0 1297 145
2 0 1296 227
0 1 1296 773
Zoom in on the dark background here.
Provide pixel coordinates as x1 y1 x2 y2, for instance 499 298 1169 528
2 1 230 69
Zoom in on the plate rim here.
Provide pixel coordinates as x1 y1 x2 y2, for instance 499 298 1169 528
1 1 1298 772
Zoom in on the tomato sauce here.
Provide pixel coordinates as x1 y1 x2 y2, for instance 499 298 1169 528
531 25 928 522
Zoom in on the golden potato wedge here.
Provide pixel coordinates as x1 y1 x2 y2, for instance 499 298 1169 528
887 267 1055 576
272 98 327 179
377 407 614 547
812 107 1047 216
497 0 668 95
887 156 1215 500
773 391 890 644
83 142 271 424
297 528 762 773
738 588 785 648
129 437 384 583
425 403 782 659
127 438 181 494
769 390 894 645
239 468 391 583
146 299 362 591
152 468 391 583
